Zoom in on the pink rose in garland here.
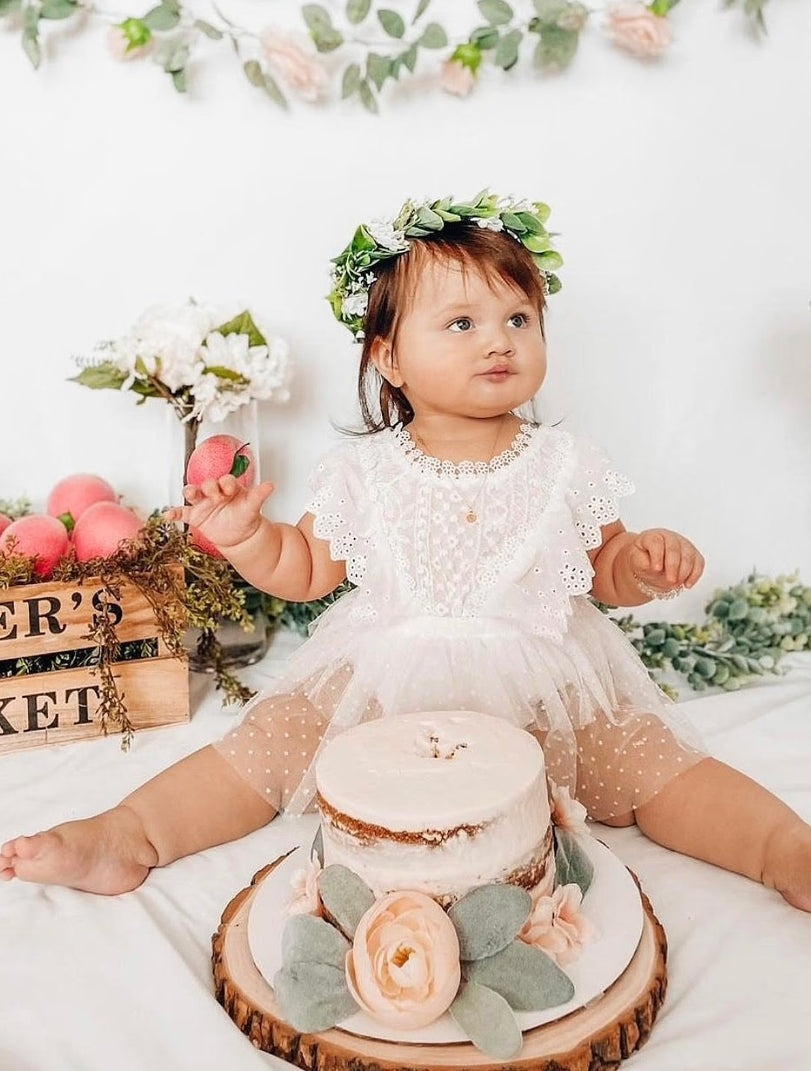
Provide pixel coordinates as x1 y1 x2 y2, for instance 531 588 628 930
261 29 329 102
605 2 673 59
345 890 461 1029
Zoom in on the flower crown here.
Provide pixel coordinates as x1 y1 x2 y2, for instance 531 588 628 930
327 190 563 341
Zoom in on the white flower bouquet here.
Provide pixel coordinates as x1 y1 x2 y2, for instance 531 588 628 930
72 299 291 424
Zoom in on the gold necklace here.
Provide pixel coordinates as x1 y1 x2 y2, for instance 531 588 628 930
413 416 508 524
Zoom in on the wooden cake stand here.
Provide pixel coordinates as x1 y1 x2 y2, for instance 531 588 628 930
212 856 668 1071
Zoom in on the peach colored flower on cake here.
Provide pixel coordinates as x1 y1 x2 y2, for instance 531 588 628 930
345 891 461 1029
550 783 589 837
260 29 329 102
520 883 598 967
286 852 323 917
440 59 475 98
605 2 672 59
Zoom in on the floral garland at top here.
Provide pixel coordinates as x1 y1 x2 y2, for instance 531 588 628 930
0 0 773 111
328 190 563 340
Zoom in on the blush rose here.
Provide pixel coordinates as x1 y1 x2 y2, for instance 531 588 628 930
345 891 461 1029
606 2 673 59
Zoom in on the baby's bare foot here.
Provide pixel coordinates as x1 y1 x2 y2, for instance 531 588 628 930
0 805 158 895
763 819 811 913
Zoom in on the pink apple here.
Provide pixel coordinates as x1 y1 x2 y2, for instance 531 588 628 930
72 501 144 562
47 473 118 530
0 513 12 537
186 435 255 488
0 515 71 578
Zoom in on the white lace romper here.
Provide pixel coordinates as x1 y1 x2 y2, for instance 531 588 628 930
214 422 706 819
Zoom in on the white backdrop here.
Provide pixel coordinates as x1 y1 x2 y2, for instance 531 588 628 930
2 0 810 621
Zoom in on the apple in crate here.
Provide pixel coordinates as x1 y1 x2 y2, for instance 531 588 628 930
47 473 118 529
72 502 144 562
0 515 71 577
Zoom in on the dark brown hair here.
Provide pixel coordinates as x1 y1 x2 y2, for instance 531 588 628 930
356 224 547 432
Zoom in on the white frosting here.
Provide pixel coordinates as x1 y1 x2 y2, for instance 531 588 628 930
316 711 551 901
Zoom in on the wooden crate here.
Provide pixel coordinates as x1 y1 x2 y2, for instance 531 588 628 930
0 575 189 754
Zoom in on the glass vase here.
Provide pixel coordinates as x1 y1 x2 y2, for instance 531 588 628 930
166 401 273 671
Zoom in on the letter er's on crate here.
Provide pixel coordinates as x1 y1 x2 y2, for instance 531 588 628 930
0 575 189 753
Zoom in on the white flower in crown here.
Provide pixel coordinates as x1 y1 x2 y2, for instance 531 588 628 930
365 219 409 252
475 216 504 232
342 291 369 319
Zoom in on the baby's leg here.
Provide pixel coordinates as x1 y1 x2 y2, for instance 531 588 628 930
0 690 326 895
632 757 811 912
0 745 275 894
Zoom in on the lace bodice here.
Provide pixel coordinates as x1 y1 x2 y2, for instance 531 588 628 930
306 424 633 640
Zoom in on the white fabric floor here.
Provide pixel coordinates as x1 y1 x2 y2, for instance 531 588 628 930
1 633 809 1071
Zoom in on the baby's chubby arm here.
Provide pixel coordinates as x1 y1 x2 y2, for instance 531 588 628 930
588 519 704 606
165 474 346 602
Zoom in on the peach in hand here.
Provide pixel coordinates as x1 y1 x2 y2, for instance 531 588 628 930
0 515 71 578
47 474 118 530
186 435 255 489
189 526 224 559
72 502 144 562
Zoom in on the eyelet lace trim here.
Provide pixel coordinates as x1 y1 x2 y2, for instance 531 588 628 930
393 422 535 478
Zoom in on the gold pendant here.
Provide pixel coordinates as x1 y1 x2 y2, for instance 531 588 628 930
465 509 478 523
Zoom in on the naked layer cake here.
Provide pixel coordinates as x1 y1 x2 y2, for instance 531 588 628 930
315 710 554 905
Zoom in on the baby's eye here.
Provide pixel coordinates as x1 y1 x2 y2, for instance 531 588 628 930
449 317 473 332
508 312 530 328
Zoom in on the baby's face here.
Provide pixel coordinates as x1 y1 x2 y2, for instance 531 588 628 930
385 258 547 421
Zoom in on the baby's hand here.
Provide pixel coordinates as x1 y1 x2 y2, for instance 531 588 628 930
164 475 275 552
628 528 704 595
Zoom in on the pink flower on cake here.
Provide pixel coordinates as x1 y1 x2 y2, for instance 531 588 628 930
550 783 589 837
520 883 598 967
286 852 323 917
605 2 673 59
260 29 329 102
345 891 461 1029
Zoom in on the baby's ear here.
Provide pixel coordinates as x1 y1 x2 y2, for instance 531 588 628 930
369 336 403 387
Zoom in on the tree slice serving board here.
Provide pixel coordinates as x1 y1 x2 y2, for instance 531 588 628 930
212 856 667 1071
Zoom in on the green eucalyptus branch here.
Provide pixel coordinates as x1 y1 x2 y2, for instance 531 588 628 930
0 0 776 109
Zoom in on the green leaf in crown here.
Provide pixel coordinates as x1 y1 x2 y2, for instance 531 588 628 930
326 190 563 341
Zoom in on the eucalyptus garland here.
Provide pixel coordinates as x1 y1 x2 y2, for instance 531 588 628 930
0 0 773 112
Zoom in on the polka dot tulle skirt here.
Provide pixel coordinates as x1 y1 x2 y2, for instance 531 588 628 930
214 595 706 821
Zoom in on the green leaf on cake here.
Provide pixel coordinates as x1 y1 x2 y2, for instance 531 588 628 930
447 883 531 960
317 865 375 938
449 981 523 1059
281 913 350 970
310 826 324 866
465 939 574 1010
554 829 594 896
273 961 358 1033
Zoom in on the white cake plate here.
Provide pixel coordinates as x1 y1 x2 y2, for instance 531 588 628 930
247 834 643 1046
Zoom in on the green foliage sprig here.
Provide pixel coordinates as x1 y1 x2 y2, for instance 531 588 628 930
0 498 31 521
602 572 810 700
0 0 774 111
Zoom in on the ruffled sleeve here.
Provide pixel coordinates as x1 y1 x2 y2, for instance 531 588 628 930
304 442 369 584
565 437 635 551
